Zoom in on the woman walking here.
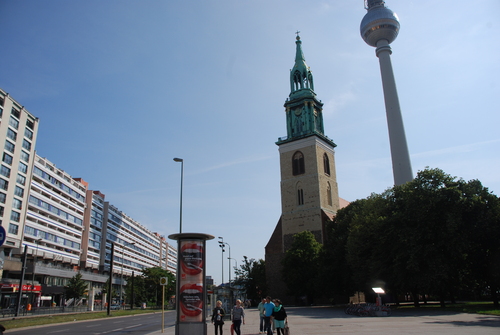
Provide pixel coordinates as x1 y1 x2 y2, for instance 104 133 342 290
231 299 245 335
272 299 287 335
211 300 225 335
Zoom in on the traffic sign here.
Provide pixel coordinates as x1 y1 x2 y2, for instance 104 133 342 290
160 277 168 285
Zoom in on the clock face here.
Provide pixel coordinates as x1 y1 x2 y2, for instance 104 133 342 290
294 107 303 116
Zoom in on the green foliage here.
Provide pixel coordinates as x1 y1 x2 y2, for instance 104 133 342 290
64 272 88 301
282 231 322 302
234 256 267 304
334 167 500 306
141 267 176 306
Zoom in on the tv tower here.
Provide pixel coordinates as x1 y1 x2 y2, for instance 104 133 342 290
360 0 413 185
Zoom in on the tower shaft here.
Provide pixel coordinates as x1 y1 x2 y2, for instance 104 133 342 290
376 39 413 185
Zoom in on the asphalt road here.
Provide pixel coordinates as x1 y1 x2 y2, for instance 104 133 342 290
7 310 175 335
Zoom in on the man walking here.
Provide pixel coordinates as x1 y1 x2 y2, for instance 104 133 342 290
263 296 275 335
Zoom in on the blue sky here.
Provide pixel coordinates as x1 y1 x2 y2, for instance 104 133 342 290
1 0 499 286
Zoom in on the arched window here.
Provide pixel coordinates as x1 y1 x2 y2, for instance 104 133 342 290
327 182 332 206
292 151 305 176
323 153 330 176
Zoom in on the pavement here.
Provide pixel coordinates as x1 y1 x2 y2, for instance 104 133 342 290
148 305 500 335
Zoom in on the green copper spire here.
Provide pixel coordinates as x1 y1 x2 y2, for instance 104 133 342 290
278 33 335 147
290 32 315 99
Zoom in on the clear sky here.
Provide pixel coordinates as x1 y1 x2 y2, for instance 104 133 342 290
1 0 499 286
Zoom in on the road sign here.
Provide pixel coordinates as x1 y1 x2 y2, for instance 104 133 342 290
0 226 6 247
160 277 168 285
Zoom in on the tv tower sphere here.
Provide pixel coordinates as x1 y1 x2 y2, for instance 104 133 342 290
360 0 400 47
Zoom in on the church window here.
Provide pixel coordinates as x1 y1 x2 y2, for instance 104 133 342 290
327 182 332 206
292 151 305 175
297 188 304 206
323 153 330 176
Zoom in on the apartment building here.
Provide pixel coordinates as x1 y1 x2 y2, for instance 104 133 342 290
0 89 177 308
0 89 39 250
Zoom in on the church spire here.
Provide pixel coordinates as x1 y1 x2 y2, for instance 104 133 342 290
279 33 334 147
290 32 315 98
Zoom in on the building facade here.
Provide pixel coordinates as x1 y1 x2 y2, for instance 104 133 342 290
0 88 177 308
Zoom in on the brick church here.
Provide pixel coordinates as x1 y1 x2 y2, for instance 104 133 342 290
265 34 349 302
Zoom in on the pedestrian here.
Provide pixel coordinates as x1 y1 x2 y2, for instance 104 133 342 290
0 324 5 335
263 296 275 335
272 299 287 335
231 299 245 335
257 297 266 333
211 300 225 335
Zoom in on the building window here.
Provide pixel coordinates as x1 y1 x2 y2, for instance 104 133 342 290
8 223 19 235
9 116 19 129
0 179 8 191
2 153 13 165
0 165 11 178
323 153 330 176
14 186 24 197
18 162 28 174
0 206 3 216
20 151 30 163
16 174 26 185
12 198 22 210
0 192 6 204
11 108 20 119
4 141 15 153
327 182 332 206
22 139 31 151
26 119 34 130
292 151 305 175
24 128 33 140
7 129 17 141
297 188 304 205
10 210 20 222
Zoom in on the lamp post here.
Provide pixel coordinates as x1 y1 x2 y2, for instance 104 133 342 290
173 158 183 234
228 258 238 284
218 237 225 285
31 238 42 308
120 242 135 309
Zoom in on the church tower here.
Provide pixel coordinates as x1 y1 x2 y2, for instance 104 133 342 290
265 34 341 300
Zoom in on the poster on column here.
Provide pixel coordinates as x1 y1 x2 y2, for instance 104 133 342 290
179 240 204 322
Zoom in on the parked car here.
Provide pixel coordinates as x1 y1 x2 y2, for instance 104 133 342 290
110 304 121 310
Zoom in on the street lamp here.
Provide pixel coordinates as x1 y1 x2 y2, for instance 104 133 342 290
31 238 42 308
120 242 135 309
218 238 231 285
228 258 238 284
173 158 183 234
218 237 225 285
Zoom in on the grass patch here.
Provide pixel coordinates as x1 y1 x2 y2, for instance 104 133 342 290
0 308 161 330
396 301 500 316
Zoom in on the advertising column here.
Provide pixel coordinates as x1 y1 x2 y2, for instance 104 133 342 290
168 233 214 335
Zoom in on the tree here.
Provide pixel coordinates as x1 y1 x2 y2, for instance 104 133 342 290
459 179 500 307
141 267 175 306
65 272 88 302
282 231 322 304
124 274 147 307
234 256 266 304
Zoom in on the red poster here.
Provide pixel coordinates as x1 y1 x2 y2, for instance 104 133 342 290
179 240 204 322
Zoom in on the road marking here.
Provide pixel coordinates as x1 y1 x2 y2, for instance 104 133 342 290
47 330 71 334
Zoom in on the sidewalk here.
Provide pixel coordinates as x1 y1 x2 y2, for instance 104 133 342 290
149 306 500 335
